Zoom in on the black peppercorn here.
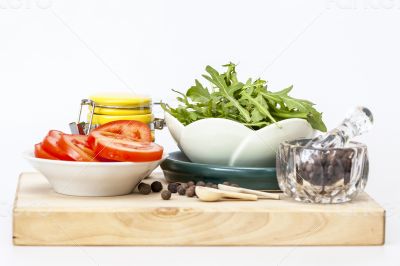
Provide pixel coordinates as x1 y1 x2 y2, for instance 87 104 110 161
150 181 163 192
186 186 196 197
138 183 151 195
180 183 189 190
177 186 186 195
196 181 205 187
161 190 171 200
187 181 195 187
167 183 179 193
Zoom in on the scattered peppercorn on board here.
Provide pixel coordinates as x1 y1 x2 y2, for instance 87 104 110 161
13 172 385 246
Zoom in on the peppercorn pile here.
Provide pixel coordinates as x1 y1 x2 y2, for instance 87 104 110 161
297 149 356 186
136 180 240 200
164 180 239 200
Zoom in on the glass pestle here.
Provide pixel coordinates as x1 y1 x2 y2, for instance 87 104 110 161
308 106 373 148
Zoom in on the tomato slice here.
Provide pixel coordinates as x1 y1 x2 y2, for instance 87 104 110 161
34 143 59 160
42 130 73 160
91 120 152 142
59 134 98 162
90 131 163 162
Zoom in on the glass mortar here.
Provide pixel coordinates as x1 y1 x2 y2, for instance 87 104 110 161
276 139 369 204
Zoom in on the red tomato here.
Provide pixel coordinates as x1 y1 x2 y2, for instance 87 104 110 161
59 134 98 162
90 131 163 162
42 130 73 160
34 143 59 160
91 120 152 142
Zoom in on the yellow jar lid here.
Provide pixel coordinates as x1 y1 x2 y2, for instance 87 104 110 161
90 106 151 116
89 92 151 107
90 113 154 125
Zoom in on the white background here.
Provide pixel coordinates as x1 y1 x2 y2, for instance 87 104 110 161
1 0 399 265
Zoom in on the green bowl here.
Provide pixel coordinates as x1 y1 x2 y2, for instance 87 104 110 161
160 151 279 191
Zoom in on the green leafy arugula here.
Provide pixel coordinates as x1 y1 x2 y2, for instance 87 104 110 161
161 63 327 132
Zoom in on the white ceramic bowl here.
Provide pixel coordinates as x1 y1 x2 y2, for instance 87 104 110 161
24 151 166 196
165 112 315 167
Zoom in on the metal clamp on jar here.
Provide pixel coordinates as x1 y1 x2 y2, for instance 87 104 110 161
69 92 165 140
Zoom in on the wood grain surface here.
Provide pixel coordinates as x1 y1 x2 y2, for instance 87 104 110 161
13 172 385 246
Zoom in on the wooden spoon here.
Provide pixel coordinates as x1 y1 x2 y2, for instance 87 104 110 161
195 186 258 202
218 184 280 200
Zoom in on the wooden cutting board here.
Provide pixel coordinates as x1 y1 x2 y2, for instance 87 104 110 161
13 172 385 246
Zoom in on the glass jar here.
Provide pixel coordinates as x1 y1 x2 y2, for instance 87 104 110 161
78 92 155 139
276 139 369 204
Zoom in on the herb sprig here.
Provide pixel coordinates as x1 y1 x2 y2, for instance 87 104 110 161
161 63 327 132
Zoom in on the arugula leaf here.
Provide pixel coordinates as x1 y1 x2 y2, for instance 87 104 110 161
240 91 277 123
202 66 251 122
251 109 264 122
262 85 327 131
186 79 211 103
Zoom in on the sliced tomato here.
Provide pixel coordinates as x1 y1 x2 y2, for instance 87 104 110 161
88 131 139 148
91 120 152 142
34 143 59 160
59 134 98 162
42 130 73 161
90 131 163 162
